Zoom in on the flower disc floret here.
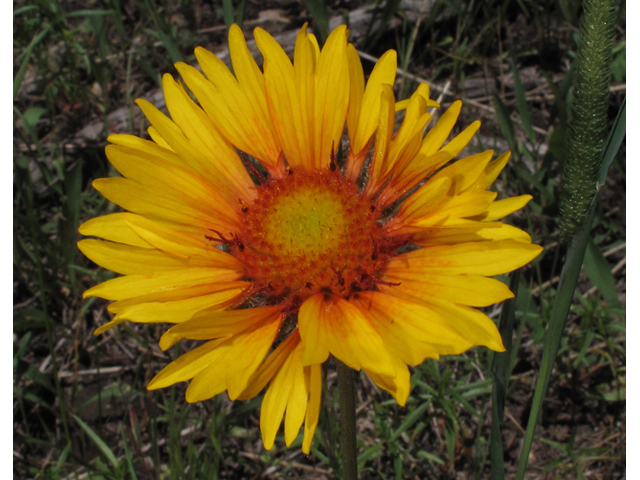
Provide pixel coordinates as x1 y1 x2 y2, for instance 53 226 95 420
232 169 398 305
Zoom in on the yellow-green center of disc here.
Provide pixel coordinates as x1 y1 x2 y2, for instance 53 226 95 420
263 188 346 258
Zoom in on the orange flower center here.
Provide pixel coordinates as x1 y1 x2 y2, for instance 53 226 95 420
230 169 399 310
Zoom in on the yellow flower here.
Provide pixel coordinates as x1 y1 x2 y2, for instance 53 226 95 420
78 24 542 453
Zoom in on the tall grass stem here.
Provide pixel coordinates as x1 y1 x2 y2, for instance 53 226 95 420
515 199 597 479
336 359 358 480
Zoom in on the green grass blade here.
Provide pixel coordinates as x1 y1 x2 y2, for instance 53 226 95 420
510 56 536 143
71 413 119 468
302 0 330 44
490 271 520 480
584 238 622 309
236 0 246 28
120 425 139 480
64 9 117 18
416 450 445 465
357 401 430 469
597 96 625 185
222 0 235 30
150 28 184 65
14 25 52 101
515 199 597 480
492 93 519 157
14 5 38 15
55 442 72 474
61 160 83 295
390 401 430 442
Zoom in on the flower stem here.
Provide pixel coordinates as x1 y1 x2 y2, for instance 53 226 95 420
336 359 358 480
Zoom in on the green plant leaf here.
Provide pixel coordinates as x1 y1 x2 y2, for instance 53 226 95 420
510 56 536 143
492 93 518 156
584 239 622 309
14 25 52 101
597 96 625 185
71 413 119 468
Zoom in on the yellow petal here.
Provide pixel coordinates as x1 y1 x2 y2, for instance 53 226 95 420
293 24 318 166
79 213 153 249
195 45 280 165
298 294 396 378
408 189 498 228
108 283 247 323
260 341 300 450
137 96 209 171
185 313 282 401
147 126 173 151
92 177 235 234
472 195 533 222
351 291 471 358
78 239 213 275
440 120 480 157
391 176 452 228
351 49 397 154
158 307 283 350
381 271 514 307
149 311 279 401
410 221 532 245
478 151 511 189
395 83 439 111
346 44 365 150
313 25 350 169
410 295 506 352
283 348 307 446
378 150 453 206
108 133 175 161
160 75 255 202
302 363 322 453
365 84 396 195
122 214 236 263
387 240 543 276
93 317 127 335
386 97 432 177
228 24 270 121
420 100 462 156
364 357 411 406
356 290 504 353
101 144 239 229
237 330 301 401
255 26 310 170
147 338 228 390
176 59 280 168
83 267 241 301
256 336 321 452
427 150 494 195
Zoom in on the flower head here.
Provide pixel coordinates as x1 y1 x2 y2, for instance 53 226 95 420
79 24 542 453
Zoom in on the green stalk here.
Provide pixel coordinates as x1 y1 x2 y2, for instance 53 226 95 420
558 0 619 239
336 359 358 480
515 93 624 479
515 0 623 475
515 197 596 480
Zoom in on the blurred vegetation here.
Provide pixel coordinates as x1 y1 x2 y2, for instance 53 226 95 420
14 0 625 478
